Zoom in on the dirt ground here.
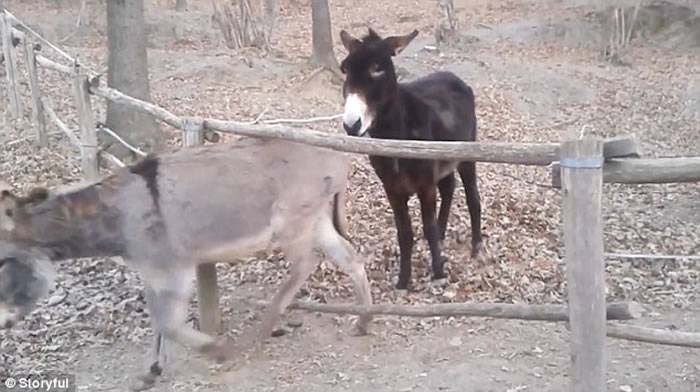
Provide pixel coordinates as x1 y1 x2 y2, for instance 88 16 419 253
1 0 699 391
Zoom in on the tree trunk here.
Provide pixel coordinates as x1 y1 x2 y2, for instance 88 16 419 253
262 0 276 46
176 0 187 11
310 0 338 70
105 0 163 160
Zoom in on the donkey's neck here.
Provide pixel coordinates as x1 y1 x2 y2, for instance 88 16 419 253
16 183 127 261
369 86 426 141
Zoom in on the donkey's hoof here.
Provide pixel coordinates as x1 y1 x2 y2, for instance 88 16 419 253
432 268 447 281
350 321 370 337
395 278 411 291
430 277 448 288
129 361 162 391
470 241 483 258
395 283 410 293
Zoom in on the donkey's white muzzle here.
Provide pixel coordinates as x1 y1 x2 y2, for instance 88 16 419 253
342 94 373 137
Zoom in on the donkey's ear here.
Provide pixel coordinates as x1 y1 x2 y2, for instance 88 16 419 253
340 30 361 52
0 189 19 232
385 29 419 56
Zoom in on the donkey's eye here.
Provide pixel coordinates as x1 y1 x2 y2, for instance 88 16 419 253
5 209 13 218
369 64 385 78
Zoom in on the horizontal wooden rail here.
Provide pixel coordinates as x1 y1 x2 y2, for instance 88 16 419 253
605 252 700 262
204 120 639 164
36 54 71 74
607 323 700 349
204 118 563 164
254 298 697 348
85 80 640 164
91 84 182 128
90 84 218 143
247 299 644 321
551 157 700 187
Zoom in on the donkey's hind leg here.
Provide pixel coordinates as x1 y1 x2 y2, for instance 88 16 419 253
256 229 319 342
457 161 483 257
315 213 373 335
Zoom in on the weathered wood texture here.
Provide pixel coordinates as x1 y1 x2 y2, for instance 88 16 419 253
42 97 80 147
9 25 24 41
205 118 558 163
607 324 700 349
89 81 642 163
560 137 606 392
100 150 126 169
91 83 180 125
204 118 640 164
605 252 700 262
195 263 219 334
36 54 72 74
251 299 643 321
551 157 700 187
181 117 221 335
602 134 642 158
23 38 47 146
1 11 22 118
89 84 218 142
72 66 99 180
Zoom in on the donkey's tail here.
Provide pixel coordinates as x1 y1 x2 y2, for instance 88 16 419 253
332 191 352 242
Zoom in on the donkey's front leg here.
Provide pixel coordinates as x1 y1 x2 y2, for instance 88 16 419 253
418 187 446 282
386 192 414 290
131 266 234 391
131 334 165 392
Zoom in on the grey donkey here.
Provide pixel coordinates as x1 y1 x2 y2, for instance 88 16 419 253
0 136 373 390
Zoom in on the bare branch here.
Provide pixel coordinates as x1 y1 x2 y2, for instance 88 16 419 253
100 150 126 169
97 125 148 157
42 97 81 147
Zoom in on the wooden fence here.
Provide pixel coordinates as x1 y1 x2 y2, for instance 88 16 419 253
2 8 699 392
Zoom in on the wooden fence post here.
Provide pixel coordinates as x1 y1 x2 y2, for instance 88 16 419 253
182 117 221 335
0 9 22 119
23 38 47 146
560 135 606 392
72 63 99 181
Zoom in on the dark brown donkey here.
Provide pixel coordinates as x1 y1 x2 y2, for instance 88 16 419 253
339 28 483 290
